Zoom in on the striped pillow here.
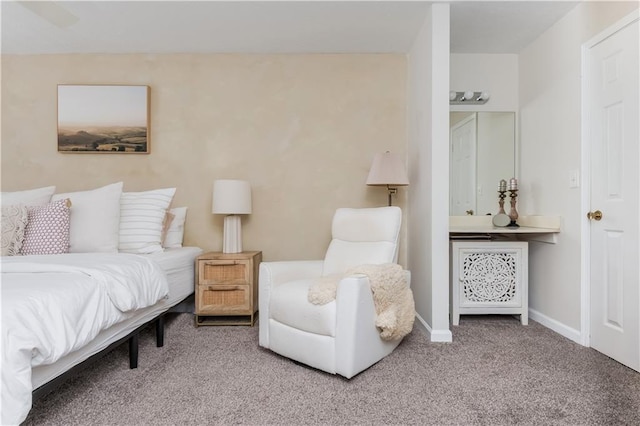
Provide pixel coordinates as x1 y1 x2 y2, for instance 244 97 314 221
118 188 176 254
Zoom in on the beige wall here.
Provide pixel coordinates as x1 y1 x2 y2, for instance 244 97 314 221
1 54 408 262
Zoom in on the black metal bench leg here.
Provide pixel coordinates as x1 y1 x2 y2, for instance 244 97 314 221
156 315 165 348
129 333 139 369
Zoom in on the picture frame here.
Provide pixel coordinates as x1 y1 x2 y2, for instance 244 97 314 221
57 84 150 153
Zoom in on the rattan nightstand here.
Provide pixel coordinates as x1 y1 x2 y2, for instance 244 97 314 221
195 251 261 326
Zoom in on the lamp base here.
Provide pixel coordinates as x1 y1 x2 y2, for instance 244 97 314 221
222 215 243 253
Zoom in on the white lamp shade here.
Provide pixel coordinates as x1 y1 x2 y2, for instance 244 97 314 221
366 152 409 186
212 180 252 214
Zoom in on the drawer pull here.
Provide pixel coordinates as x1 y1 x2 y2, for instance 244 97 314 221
204 261 241 266
207 285 242 291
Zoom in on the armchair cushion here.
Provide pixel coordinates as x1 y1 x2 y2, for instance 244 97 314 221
322 207 401 276
270 279 336 337
323 241 397 276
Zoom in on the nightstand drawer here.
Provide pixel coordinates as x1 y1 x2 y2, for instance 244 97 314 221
198 260 251 285
197 283 251 313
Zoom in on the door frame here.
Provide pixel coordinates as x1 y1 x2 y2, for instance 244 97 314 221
580 10 640 347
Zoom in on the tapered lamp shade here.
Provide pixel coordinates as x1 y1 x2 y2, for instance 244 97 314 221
366 152 410 186
366 152 409 206
212 180 252 253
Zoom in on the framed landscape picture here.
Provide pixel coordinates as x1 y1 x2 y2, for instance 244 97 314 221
57 85 150 153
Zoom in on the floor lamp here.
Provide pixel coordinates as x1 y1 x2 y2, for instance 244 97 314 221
366 151 409 206
212 179 252 253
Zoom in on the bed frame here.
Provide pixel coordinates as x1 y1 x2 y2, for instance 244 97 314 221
31 294 193 400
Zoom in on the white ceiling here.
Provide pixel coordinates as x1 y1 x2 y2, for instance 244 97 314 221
1 1 580 55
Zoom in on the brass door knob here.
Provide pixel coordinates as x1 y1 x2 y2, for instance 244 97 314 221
587 210 603 221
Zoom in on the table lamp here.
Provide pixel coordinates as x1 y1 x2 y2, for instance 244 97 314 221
212 179 252 253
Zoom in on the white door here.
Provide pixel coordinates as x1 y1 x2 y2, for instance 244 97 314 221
588 16 639 372
450 114 476 216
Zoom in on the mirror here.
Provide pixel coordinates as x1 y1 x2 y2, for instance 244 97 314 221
450 112 515 216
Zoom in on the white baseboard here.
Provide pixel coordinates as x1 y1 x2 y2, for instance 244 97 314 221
529 308 582 345
414 313 453 343
414 310 581 345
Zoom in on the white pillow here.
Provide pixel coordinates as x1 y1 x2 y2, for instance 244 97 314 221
52 182 123 253
119 188 176 254
162 206 187 248
1 186 56 207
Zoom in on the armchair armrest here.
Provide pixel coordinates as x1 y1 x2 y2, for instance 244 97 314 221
334 270 411 378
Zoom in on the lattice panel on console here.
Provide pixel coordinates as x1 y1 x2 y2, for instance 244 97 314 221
461 252 517 304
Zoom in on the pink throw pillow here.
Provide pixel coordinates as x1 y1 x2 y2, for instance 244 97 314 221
21 199 71 255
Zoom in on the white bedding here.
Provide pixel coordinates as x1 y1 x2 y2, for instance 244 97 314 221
0 253 170 425
29 247 202 392
146 246 201 298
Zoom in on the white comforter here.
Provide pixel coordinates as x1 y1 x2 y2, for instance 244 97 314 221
0 253 169 425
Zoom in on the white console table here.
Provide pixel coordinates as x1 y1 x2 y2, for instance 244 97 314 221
449 216 560 325
451 240 528 325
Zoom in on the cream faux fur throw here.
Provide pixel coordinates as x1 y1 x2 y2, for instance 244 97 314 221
308 263 415 341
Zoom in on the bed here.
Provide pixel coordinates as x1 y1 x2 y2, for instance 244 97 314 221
31 247 202 389
1 247 202 425
0 183 203 424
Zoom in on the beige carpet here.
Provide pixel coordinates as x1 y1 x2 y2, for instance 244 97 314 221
24 313 640 425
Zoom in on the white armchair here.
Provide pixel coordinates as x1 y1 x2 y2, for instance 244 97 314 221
259 206 410 379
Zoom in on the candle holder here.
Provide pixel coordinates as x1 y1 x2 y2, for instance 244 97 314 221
497 190 507 215
507 189 519 227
